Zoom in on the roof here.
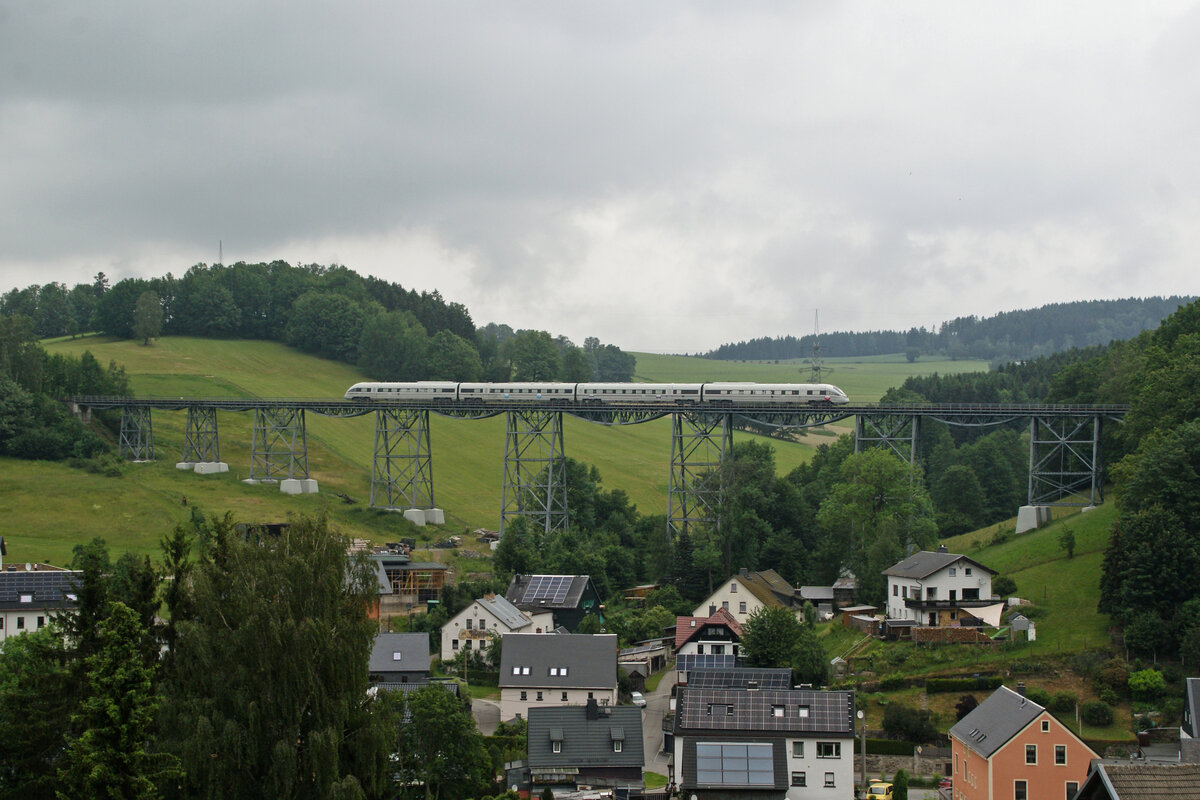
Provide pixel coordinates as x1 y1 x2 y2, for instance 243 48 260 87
369 633 430 674
527 705 644 769
735 569 793 608
1079 762 1200 799
754 568 795 599
499 633 617 689
674 687 855 736
477 593 533 630
677 653 739 672
1185 677 1200 738
883 550 996 579
674 607 743 651
0 569 81 611
799 586 835 601
949 685 1045 758
506 574 595 611
685 668 793 691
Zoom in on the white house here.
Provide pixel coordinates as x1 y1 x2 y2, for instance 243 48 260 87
672 686 856 800
440 592 553 661
673 607 743 659
692 568 799 626
0 560 79 643
883 547 999 626
498 633 618 721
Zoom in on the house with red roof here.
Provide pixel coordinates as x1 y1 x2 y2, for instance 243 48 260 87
674 607 743 660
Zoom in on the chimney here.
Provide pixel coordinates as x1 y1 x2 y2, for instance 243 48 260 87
936 545 949 553
586 697 599 720
1017 682 1026 701
739 567 750 578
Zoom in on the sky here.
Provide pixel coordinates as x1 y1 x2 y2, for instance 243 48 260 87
2 2 1199 354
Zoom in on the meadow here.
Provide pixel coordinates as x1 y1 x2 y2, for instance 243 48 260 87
0 336 991 566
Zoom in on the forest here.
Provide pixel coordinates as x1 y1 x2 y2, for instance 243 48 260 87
702 296 1192 362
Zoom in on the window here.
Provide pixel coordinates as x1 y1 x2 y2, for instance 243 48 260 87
712 644 725 655
19 594 32 604
613 741 622 752
537 691 544 701
739 602 747 613
522 667 530 675
520 691 527 701
464 639 472 650
1015 779 1028 800
695 743 774 787
798 706 810 718
1042 720 1050 732
893 584 898 596
561 692 567 701
1055 745 1066 765
552 741 561 754
824 772 835 787
731 582 738 593
1065 781 1079 800
954 753 958 773
512 667 521 675
966 568 973 576
392 651 403 661
793 741 804 758
791 771 806 787
817 742 840 758
16 617 24 630
452 639 459 650
772 705 785 717
950 568 957 577
36 616 44 628
697 645 704 655
465 618 472 629
1026 744 1037 764
722 601 729 610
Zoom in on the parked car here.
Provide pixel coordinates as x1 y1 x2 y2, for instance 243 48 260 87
866 782 893 800
630 691 647 707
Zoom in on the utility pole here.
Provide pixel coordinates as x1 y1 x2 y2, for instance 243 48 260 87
858 708 866 793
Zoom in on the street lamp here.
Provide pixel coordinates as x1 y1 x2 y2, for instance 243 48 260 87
858 709 866 793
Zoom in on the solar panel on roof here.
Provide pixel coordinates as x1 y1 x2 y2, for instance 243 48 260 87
677 653 738 672
521 575 572 605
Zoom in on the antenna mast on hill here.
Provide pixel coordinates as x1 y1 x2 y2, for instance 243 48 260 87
807 309 827 382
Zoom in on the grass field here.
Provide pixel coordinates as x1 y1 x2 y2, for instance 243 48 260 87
4 336 992 566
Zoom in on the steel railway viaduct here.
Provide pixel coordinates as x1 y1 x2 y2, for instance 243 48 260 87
68 396 1128 536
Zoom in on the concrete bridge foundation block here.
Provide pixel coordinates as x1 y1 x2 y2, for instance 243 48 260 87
175 461 196 470
403 508 427 526
425 508 445 525
193 462 229 475
1015 505 1053 534
280 478 318 495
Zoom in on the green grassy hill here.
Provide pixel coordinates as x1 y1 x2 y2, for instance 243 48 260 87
2 337 988 565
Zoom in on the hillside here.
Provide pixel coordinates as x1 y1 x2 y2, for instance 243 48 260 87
1 337 991 565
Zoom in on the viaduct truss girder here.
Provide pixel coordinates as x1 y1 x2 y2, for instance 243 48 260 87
500 409 567 535
70 397 1129 523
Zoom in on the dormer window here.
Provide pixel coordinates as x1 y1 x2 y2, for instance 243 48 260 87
798 706 810 718
19 594 32 603
392 652 402 661
549 667 568 677
772 705 785 717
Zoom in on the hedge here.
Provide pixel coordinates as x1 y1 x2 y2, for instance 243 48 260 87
866 738 920 756
925 676 1003 694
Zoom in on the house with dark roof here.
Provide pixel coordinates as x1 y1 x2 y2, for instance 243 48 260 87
499 633 617 720
693 568 800 626
884 547 1001 627
949 685 1097 800
525 700 644 795
368 632 430 684
0 564 79 643
674 607 744 659
1076 761 1200 799
1182 677 1200 763
440 592 553 661
672 686 856 799
505 574 603 632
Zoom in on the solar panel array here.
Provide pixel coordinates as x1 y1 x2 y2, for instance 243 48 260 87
677 653 738 672
686 667 793 690
521 574 573 605
676 688 854 734
0 570 80 607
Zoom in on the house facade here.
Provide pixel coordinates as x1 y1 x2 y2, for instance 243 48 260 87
440 593 553 661
950 685 1097 800
673 686 856 800
675 608 743 659
693 568 799 626
498 633 618 721
526 701 645 795
0 563 79 643
1182 677 1200 763
884 548 999 626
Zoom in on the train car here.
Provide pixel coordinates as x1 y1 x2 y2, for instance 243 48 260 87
701 382 849 405
344 381 459 401
577 383 703 403
457 382 578 402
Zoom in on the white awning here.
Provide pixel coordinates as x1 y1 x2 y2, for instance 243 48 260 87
971 603 1005 627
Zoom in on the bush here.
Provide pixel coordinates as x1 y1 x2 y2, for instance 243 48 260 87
1050 692 1078 713
993 575 1017 597
1025 687 1052 707
1128 669 1166 701
1096 659 1130 695
1098 686 1120 706
879 673 907 691
925 676 1002 694
1081 701 1114 727
882 703 939 743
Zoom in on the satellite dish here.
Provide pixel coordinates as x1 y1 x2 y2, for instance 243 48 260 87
25 562 32 571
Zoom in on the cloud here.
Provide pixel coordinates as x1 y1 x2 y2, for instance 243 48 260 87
2 1 1197 351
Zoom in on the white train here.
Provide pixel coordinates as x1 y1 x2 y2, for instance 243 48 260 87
344 381 850 405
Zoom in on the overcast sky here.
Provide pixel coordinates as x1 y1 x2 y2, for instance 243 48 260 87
3 2 1198 353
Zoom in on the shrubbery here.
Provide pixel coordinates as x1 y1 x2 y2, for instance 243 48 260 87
882 703 939 743
925 676 1002 694
1081 701 1114 727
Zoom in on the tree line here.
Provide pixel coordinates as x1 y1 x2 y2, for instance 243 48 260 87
701 296 1192 363
1 261 635 386
0 512 515 800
